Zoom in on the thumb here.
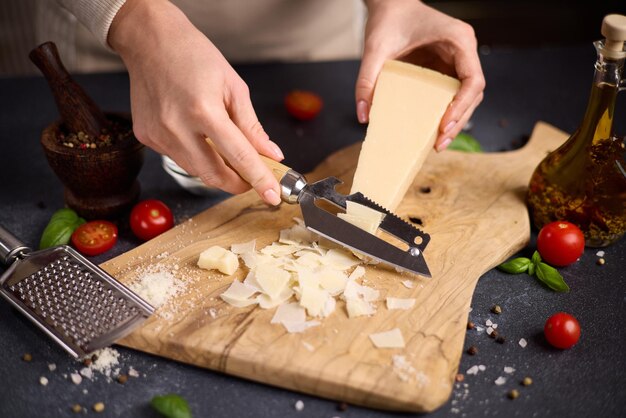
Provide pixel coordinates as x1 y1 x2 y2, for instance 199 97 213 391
355 49 387 124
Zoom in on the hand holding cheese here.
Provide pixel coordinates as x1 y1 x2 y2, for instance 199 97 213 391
357 0 485 152
351 60 460 212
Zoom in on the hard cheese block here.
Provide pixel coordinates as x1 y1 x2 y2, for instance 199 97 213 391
350 60 460 211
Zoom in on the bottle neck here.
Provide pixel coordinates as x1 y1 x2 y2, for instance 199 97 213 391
577 42 624 144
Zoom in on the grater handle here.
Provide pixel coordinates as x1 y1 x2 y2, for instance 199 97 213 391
0 224 31 266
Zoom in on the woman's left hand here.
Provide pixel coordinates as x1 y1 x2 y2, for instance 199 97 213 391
357 0 486 152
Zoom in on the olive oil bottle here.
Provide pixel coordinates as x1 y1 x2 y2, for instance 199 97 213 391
527 14 626 247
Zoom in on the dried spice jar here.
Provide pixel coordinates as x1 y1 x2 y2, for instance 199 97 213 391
527 14 626 247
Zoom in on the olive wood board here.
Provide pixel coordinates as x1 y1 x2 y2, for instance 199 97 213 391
101 121 568 412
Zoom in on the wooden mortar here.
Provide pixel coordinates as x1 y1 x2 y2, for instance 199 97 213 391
31 42 144 219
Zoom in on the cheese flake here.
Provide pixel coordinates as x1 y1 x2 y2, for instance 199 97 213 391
386 297 416 310
369 328 406 348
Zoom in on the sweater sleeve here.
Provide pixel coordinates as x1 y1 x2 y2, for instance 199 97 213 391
56 0 127 48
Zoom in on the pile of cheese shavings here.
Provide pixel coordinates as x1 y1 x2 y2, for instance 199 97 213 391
127 265 187 321
218 219 383 333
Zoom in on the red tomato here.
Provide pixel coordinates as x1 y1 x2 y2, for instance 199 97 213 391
284 90 323 121
536 221 585 266
71 221 118 256
544 312 581 349
130 199 174 241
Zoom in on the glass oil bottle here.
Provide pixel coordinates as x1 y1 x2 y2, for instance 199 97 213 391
527 14 626 247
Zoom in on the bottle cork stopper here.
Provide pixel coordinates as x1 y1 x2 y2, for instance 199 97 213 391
601 14 626 52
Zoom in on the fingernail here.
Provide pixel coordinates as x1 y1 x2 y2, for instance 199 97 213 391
444 121 457 134
263 188 281 206
437 138 453 152
357 100 369 124
270 141 284 160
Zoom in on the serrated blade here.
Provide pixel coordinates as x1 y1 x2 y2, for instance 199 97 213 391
307 178 430 253
299 179 432 278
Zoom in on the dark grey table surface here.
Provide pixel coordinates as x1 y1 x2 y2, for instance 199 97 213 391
1 44 625 418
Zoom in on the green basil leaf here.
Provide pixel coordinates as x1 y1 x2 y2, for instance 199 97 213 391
448 132 483 153
529 251 541 275
531 250 542 265
497 257 531 274
151 394 192 418
535 262 570 292
39 208 86 249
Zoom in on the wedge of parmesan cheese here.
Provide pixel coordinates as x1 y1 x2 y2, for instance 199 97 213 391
198 245 239 275
350 60 460 212
369 328 406 348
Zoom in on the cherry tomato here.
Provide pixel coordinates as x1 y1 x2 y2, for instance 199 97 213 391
536 221 585 266
284 90 323 121
71 221 118 256
130 199 174 241
544 312 581 349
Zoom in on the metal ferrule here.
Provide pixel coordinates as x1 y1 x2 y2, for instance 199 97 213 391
279 169 307 204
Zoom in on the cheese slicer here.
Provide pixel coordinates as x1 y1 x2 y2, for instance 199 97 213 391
262 156 432 277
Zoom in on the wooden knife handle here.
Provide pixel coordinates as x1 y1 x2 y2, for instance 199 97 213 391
29 41 108 139
260 155 292 182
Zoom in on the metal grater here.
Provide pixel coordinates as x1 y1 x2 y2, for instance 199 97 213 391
0 224 154 358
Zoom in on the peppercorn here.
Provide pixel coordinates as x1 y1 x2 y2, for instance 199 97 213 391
455 373 465 382
597 258 605 266
496 336 506 344
467 321 475 330
467 346 478 355
93 402 105 413
22 353 32 362
508 389 520 400
337 402 348 412
522 377 533 386
117 374 128 384
71 404 82 413
491 305 502 314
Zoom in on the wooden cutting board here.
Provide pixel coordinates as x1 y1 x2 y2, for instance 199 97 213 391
101 121 568 412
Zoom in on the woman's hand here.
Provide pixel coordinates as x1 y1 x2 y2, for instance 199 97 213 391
109 0 283 205
357 0 485 152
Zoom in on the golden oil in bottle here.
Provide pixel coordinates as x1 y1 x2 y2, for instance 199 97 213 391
527 15 626 247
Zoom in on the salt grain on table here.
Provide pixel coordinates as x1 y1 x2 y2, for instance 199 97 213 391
494 376 507 386
504 366 516 374
519 338 528 348
71 373 82 385
294 400 304 411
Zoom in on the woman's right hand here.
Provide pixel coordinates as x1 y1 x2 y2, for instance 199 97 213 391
109 0 284 205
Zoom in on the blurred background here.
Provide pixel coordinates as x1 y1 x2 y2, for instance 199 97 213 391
1 0 625 76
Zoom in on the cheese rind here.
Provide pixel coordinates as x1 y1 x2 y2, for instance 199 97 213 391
350 60 460 211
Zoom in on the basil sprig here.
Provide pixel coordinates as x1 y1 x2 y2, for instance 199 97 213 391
448 132 483 153
39 208 86 249
498 251 569 292
151 394 192 418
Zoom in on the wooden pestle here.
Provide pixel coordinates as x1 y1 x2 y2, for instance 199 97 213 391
29 41 108 140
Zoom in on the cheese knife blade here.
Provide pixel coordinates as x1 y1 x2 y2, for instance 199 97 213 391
264 156 432 278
